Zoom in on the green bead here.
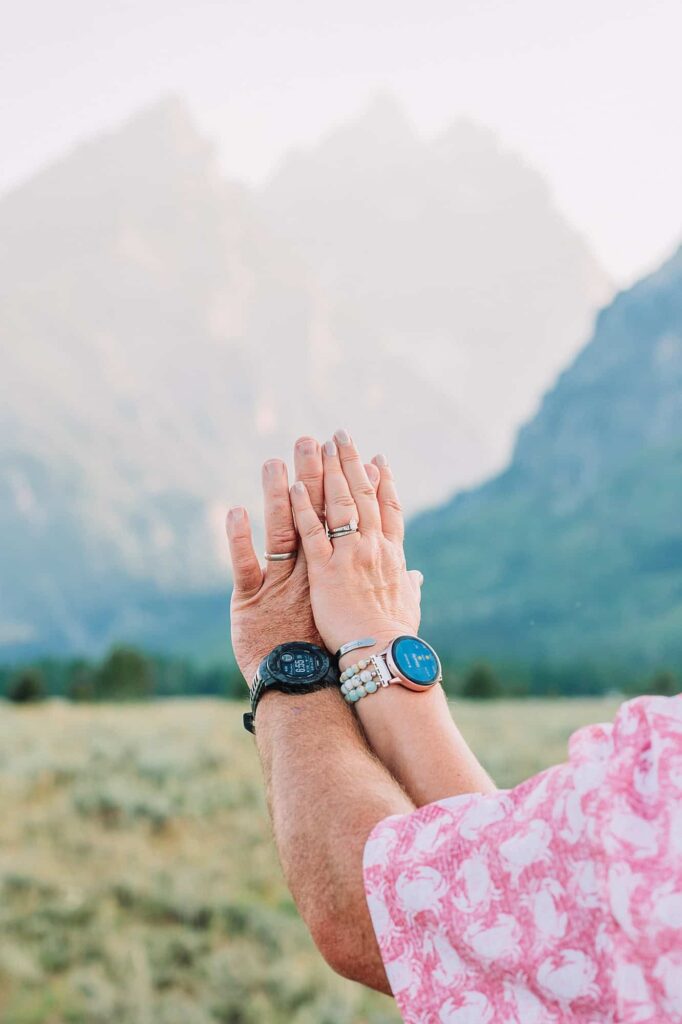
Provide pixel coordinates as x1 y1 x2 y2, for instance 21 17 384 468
365 679 378 693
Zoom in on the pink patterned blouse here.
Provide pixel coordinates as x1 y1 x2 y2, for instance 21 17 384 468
363 695 682 1023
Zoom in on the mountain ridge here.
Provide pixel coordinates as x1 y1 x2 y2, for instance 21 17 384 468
0 95 609 660
408 243 682 674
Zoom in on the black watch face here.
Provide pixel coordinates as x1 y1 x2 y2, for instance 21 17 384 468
268 644 329 685
392 636 440 686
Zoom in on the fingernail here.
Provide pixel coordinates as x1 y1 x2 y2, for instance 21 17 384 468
366 464 380 485
292 481 305 495
264 459 282 476
334 428 351 446
228 506 245 522
374 453 388 468
297 438 316 456
324 440 337 457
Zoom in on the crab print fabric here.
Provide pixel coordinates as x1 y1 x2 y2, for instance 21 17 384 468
363 695 682 1023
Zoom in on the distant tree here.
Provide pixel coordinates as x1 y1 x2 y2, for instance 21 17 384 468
6 667 46 703
461 662 502 700
67 661 97 702
95 646 154 701
646 669 679 697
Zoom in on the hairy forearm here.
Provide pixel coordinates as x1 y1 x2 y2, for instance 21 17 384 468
255 687 414 992
342 649 495 805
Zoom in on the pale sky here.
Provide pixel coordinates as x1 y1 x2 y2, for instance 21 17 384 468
2 0 681 285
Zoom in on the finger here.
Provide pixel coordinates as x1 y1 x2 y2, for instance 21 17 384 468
226 507 263 596
322 438 359 532
290 481 332 567
408 569 424 600
262 459 298 577
334 429 382 533
294 437 324 522
372 453 404 542
365 463 380 489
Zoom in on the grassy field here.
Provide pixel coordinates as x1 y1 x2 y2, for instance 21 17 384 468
0 697 621 1024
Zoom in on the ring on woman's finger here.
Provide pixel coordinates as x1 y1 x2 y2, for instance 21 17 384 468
327 519 359 540
264 550 297 561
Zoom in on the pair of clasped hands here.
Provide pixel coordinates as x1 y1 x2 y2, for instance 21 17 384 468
226 429 423 689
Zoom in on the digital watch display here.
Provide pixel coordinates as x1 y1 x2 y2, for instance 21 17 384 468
270 647 325 681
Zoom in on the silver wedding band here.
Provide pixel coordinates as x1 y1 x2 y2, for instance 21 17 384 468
327 518 359 540
264 551 297 561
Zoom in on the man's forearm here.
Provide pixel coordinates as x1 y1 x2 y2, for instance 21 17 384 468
255 686 414 992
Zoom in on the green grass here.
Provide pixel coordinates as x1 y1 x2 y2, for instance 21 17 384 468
0 697 621 1023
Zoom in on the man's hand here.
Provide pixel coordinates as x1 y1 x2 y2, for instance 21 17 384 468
226 437 325 684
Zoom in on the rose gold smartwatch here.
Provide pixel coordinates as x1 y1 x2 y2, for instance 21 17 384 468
371 635 442 691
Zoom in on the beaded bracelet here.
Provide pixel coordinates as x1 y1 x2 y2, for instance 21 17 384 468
339 658 381 703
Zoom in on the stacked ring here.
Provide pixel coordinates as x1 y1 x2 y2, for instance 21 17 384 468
328 518 358 540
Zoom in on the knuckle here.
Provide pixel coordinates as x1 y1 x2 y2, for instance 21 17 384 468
268 527 297 549
270 493 292 513
234 555 255 573
330 493 356 510
229 524 250 541
382 496 403 515
303 520 325 541
356 483 376 499
298 470 322 488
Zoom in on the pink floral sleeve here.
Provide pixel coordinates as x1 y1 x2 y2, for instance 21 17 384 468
363 695 682 1023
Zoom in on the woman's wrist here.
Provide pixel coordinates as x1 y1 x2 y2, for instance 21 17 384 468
337 630 405 673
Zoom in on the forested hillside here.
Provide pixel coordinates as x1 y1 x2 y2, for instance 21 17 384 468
409 246 682 676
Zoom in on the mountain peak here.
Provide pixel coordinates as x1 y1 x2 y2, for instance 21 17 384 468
352 91 415 141
110 95 209 161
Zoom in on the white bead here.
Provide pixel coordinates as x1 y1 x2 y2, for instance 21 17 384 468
358 659 368 670
360 670 372 684
355 685 366 698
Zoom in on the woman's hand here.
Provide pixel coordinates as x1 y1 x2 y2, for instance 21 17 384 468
227 438 325 685
289 429 422 663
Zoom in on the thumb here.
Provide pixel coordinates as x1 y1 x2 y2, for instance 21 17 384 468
408 569 424 601
226 507 263 596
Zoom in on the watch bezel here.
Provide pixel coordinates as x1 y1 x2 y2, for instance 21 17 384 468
386 635 441 690
264 642 332 687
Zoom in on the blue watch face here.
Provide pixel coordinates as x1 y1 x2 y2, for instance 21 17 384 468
392 636 440 686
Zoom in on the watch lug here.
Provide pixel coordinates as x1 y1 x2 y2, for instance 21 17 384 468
371 654 393 687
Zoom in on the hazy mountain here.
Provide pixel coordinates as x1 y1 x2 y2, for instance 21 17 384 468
263 93 611 465
0 96 608 659
408 244 682 676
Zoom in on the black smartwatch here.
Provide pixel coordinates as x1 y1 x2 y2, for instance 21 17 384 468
243 642 339 734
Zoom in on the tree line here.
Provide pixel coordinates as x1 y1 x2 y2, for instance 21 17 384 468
1 647 244 703
2 648 679 703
